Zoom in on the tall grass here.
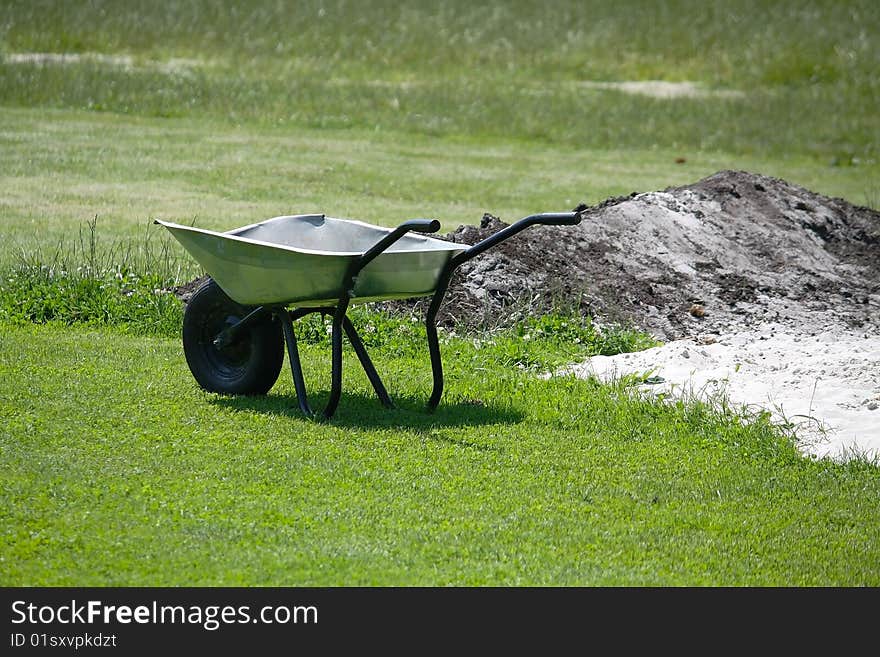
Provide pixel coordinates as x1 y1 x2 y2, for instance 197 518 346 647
0 217 186 336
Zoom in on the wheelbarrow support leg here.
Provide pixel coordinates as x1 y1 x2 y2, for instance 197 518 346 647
276 308 315 418
342 316 393 409
323 301 348 420
277 306 392 420
425 271 454 412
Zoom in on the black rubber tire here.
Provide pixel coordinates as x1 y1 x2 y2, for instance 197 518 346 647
182 278 283 395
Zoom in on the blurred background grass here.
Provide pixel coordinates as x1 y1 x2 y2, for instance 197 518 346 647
3 0 877 158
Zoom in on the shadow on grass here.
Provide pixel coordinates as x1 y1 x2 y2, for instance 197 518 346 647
208 390 524 429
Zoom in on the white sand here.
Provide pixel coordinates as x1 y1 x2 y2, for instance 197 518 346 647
558 324 880 462
575 80 744 99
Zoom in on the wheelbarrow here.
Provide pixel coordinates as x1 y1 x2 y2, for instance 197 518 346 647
155 209 583 419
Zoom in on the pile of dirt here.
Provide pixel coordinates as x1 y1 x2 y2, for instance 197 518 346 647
393 170 880 340
175 170 879 342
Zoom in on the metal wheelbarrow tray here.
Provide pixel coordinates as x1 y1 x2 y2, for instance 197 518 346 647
156 210 583 420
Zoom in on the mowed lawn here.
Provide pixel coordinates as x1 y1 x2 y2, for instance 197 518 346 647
1 1 879 586
2 322 879 586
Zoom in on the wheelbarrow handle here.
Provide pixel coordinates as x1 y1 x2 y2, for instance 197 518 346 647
331 218 443 301
424 208 585 410
455 210 583 264
398 218 443 233
533 211 583 226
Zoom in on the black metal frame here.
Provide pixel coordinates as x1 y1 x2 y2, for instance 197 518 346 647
214 212 583 420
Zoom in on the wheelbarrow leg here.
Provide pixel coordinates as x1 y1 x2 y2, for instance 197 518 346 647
342 316 393 409
425 318 445 412
423 210 585 411
323 302 348 420
425 274 452 412
279 305 392 419
282 305 348 421
276 308 315 418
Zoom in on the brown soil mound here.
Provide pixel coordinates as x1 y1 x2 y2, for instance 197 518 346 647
387 170 879 340
177 170 880 341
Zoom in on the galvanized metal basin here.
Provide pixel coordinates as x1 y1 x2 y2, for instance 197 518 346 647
156 214 467 307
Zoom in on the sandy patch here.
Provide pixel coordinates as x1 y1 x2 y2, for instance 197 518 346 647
576 80 743 99
4 52 200 75
557 324 880 462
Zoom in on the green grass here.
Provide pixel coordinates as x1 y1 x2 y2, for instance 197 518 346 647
2 321 879 586
1 1 879 586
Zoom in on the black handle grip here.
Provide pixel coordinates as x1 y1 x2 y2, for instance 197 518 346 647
532 211 582 226
454 211 582 263
400 218 442 233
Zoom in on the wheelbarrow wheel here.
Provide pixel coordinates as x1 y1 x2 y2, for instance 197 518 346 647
182 278 283 395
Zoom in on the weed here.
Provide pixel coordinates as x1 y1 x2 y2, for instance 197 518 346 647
0 218 184 336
